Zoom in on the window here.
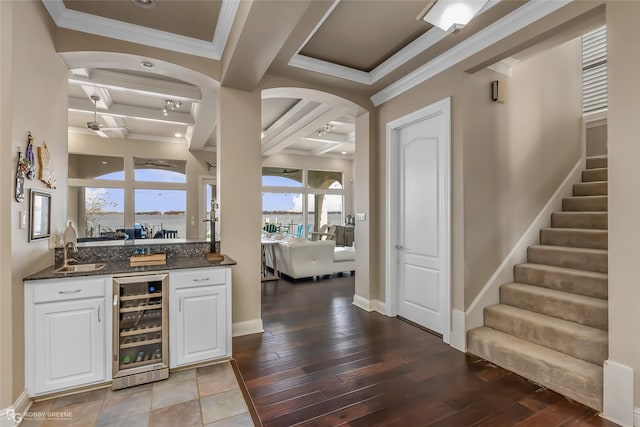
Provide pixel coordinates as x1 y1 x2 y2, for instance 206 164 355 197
68 154 188 240
582 25 607 113
262 168 343 237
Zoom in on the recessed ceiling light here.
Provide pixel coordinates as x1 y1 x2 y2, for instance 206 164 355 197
174 133 182 138
101 161 108 165
141 60 155 69
341 151 348 155
132 0 156 8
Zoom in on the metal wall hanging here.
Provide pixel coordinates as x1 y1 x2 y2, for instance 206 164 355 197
25 132 35 180
15 146 26 202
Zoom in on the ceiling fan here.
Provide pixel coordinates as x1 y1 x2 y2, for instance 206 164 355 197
86 95 127 138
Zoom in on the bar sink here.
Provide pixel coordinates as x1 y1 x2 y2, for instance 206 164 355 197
54 263 107 273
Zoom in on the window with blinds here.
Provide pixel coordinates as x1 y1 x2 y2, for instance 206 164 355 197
582 26 607 113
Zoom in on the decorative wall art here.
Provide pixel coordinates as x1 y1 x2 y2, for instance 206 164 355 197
15 147 26 202
29 189 51 241
25 132 35 180
38 142 56 189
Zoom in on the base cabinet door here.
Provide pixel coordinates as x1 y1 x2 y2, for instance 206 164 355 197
172 285 227 367
33 298 106 394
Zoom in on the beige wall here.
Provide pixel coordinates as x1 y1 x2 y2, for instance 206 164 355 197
377 38 582 311
0 0 14 410
67 134 213 239
217 87 262 326
606 1 640 408
4 1 69 403
586 124 608 157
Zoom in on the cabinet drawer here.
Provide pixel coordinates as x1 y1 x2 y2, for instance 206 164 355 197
171 269 227 289
32 278 106 303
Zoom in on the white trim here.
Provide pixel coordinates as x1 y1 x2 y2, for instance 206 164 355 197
42 0 239 60
288 0 498 85
584 109 608 128
602 360 634 427
232 318 264 337
465 158 583 331
0 390 31 427
486 57 520 77
352 294 373 312
371 0 571 106
352 296 388 315
450 309 466 352
385 97 451 344
634 408 640 427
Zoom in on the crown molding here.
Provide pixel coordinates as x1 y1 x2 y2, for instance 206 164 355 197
42 0 238 60
288 0 499 85
486 57 520 77
371 0 572 106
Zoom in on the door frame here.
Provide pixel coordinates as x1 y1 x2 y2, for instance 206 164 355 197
384 97 451 343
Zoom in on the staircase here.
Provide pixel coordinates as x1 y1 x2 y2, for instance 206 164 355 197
467 155 608 411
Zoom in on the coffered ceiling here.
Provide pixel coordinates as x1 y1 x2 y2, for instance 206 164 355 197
44 0 600 159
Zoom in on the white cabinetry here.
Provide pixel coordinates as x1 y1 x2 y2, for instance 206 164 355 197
169 268 231 368
25 277 110 396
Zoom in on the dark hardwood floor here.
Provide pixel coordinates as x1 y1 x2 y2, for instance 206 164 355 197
233 275 618 427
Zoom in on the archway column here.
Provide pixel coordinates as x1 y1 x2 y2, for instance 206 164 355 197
217 86 263 336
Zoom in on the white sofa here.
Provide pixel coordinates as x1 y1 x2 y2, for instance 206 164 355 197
264 235 355 279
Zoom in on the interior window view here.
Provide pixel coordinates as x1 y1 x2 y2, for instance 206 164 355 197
7 1 630 426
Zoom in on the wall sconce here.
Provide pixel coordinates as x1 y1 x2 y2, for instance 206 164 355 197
420 0 488 33
162 100 182 116
491 80 506 103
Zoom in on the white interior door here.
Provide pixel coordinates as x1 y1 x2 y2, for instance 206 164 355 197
388 98 450 339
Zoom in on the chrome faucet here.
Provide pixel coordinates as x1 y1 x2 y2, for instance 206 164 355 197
63 241 78 267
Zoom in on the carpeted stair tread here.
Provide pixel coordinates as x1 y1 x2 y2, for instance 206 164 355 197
467 327 603 411
539 228 608 250
484 304 608 365
527 245 607 273
586 156 607 169
582 167 607 182
514 263 607 299
573 181 607 196
551 212 607 230
562 195 607 212
500 283 608 330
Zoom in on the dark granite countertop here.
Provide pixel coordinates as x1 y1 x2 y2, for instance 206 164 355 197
25 255 236 281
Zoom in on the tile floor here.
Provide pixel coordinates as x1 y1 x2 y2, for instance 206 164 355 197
19 361 255 427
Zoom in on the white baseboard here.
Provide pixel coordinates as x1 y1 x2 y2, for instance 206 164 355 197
352 295 387 315
450 309 466 352
465 158 584 331
602 360 634 427
633 408 640 427
232 318 264 337
0 390 31 427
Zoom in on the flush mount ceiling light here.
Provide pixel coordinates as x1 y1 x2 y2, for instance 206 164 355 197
420 0 488 33
162 99 182 116
132 0 156 8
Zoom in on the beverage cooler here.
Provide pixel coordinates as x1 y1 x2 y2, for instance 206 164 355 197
112 273 169 390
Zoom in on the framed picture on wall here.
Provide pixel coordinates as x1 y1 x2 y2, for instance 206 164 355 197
29 189 51 241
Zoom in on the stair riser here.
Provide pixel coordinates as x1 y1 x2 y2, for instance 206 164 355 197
527 247 607 273
582 168 607 182
562 197 607 212
586 157 607 169
484 307 607 365
573 182 607 196
539 229 608 250
514 265 608 299
500 286 608 330
467 330 603 411
551 212 607 230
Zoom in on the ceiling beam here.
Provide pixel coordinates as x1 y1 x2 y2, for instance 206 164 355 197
312 142 351 156
68 97 195 126
220 0 313 89
68 69 202 102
